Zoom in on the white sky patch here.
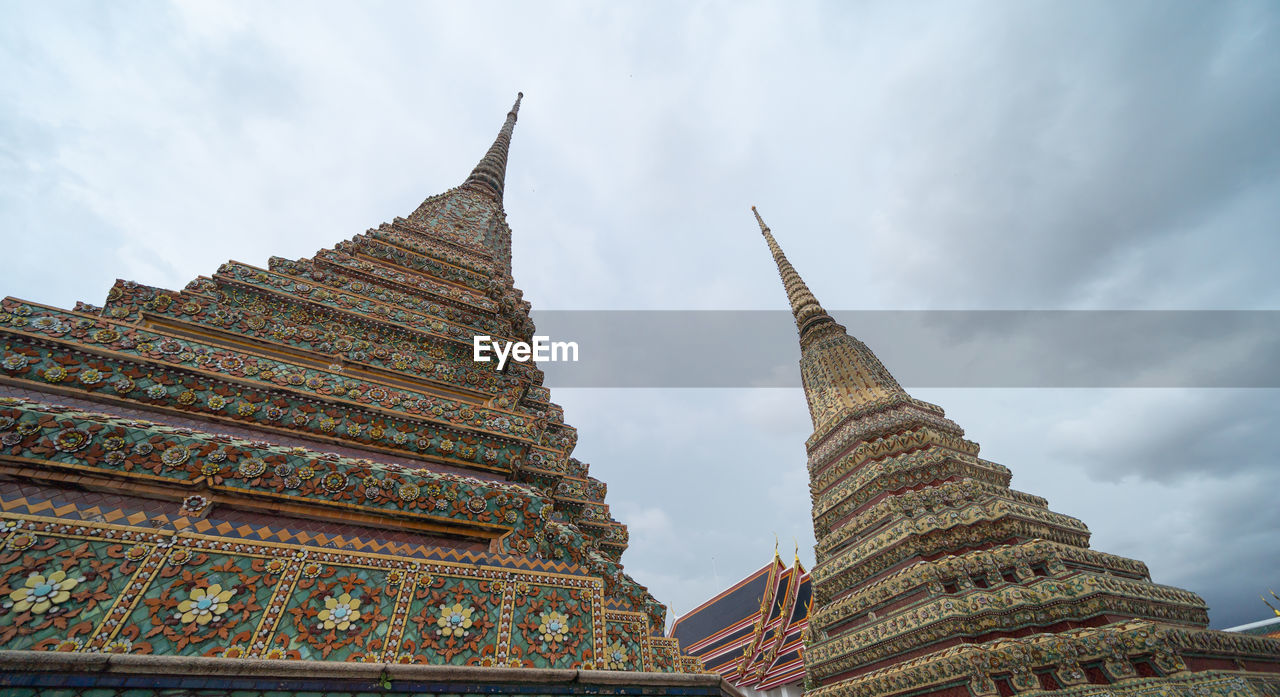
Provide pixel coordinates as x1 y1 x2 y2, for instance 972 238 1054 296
613 503 675 541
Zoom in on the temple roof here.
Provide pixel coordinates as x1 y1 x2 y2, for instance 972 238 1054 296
670 553 811 691
1225 616 1280 639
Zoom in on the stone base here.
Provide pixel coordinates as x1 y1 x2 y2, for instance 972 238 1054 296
0 650 742 696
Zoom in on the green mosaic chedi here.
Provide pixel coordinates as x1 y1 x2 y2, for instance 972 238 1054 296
0 94 699 673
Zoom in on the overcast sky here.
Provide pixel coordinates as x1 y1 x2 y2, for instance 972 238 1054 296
3 1 1278 630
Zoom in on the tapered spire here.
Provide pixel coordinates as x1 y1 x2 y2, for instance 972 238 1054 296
463 92 523 198
753 206 904 428
753 206 842 347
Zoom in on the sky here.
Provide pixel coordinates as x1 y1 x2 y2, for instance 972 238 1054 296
2 1 1278 630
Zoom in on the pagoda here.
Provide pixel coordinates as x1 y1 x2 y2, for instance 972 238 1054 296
0 95 720 695
752 207 1280 697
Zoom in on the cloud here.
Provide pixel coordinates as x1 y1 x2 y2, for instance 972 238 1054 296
613 503 674 541
1047 389 1280 484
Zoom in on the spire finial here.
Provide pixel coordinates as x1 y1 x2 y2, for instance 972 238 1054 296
463 92 523 199
752 205 769 233
752 207 840 346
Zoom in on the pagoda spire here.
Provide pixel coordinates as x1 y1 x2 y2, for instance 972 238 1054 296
463 92 523 198
753 206 904 428
753 206 843 348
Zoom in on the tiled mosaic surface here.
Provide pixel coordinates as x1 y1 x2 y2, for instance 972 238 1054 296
0 512 680 669
0 395 663 626
0 397 544 553
0 94 701 685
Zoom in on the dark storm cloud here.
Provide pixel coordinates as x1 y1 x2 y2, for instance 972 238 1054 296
945 4 1279 307
1182 469 1280 628
1047 389 1280 484
734 2 1280 312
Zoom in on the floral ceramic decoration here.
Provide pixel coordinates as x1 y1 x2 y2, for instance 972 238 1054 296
604 617 646 672
399 576 500 665
0 528 139 652
281 565 391 660
129 548 276 655
510 585 593 669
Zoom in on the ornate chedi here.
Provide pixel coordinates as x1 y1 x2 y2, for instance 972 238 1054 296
0 93 709 690
752 207 1280 697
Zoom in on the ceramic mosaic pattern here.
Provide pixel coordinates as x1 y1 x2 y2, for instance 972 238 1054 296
2 671 736 697
506 583 597 669
397 573 503 665
122 547 283 657
0 305 533 470
0 521 140 652
0 399 544 554
0 512 682 670
603 612 647 672
0 396 663 617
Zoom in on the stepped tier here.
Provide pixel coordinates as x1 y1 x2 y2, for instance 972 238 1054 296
752 206 1280 697
0 94 699 675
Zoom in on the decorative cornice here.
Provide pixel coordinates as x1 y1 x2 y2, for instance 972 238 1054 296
812 501 1092 599
809 540 1161 632
806 583 1210 676
815 479 1055 559
805 620 1280 697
